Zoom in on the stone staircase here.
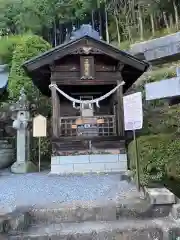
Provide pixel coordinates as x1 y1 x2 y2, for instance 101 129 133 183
1 190 180 239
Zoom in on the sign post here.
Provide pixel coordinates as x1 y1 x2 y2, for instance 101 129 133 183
123 92 143 191
132 129 140 192
33 115 47 172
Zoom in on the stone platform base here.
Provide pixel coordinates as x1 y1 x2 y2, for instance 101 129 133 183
11 161 38 174
51 154 127 174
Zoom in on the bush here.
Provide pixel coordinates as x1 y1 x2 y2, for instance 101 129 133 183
8 34 51 101
128 133 180 185
141 104 180 135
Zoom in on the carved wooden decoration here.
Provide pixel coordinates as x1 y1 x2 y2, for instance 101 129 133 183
72 47 102 55
80 56 94 79
82 47 92 54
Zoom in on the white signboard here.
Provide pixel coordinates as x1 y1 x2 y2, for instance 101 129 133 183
33 114 47 137
123 92 143 130
145 77 180 100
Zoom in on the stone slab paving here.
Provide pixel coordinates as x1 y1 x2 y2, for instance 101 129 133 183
0 171 138 213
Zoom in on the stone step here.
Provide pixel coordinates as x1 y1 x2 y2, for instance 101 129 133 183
7 218 180 240
0 187 175 234
28 198 172 225
29 201 117 224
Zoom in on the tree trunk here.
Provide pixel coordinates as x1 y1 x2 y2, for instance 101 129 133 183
99 9 103 39
54 19 57 47
138 5 144 40
92 10 95 29
126 16 132 42
169 14 174 30
173 0 179 30
150 13 155 36
105 8 109 43
163 12 170 33
131 0 136 24
114 15 121 47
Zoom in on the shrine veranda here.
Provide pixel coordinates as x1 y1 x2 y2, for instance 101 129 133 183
23 28 149 174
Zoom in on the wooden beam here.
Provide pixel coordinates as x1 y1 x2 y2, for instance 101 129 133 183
51 80 60 137
71 92 102 95
52 135 125 142
116 73 124 136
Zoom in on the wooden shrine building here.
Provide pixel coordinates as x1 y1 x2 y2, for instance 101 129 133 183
23 25 149 174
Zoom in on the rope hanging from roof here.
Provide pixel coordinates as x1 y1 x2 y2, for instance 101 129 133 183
49 82 125 109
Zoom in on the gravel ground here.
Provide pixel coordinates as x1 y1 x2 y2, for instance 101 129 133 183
0 171 137 213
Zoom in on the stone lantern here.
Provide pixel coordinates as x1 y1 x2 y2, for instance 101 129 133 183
10 88 37 173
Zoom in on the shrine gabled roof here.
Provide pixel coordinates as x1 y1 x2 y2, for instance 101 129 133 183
23 35 149 73
22 34 149 96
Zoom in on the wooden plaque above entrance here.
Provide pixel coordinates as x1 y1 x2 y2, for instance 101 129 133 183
80 56 95 80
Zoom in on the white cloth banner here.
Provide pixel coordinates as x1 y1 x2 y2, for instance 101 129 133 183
123 92 143 130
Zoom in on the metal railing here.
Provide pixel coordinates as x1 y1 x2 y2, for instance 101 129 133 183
60 115 116 137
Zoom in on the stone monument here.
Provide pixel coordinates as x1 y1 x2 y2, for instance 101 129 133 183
10 88 37 173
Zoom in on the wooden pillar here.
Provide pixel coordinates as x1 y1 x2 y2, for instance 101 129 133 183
116 75 124 137
51 80 60 137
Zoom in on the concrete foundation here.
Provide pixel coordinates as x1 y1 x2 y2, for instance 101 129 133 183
51 154 127 174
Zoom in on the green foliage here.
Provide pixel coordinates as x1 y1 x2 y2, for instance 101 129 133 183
0 0 179 47
128 134 180 185
140 65 177 84
142 105 180 135
8 34 51 101
0 35 22 64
